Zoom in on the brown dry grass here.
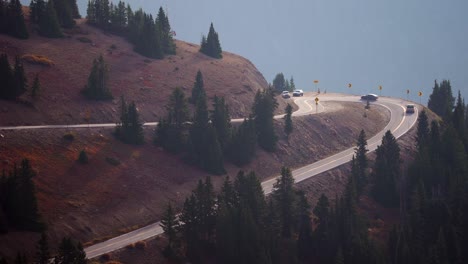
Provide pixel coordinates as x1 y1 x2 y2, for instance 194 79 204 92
21 54 55 66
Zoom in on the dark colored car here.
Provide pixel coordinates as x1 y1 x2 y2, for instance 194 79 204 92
361 94 378 101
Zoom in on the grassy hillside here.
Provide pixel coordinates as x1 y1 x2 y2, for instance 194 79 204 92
0 18 280 126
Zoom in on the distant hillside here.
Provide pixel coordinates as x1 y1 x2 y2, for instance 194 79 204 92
0 18 281 126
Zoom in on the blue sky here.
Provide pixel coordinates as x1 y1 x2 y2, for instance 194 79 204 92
66 1 468 104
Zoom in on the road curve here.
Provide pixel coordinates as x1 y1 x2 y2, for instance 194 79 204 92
84 93 419 259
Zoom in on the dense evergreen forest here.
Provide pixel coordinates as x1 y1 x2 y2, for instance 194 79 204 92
155 71 278 174
158 80 468 264
86 0 175 59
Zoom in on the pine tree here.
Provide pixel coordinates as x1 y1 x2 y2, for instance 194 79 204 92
296 191 313 261
39 0 63 38
12 56 27 98
6 0 29 39
252 88 278 152
156 6 175 54
354 129 368 193
272 73 286 92
211 95 232 151
0 53 13 100
372 130 401 207
54 0 75 28
200 22 222 58
155 87 189 153
3 159 43 231
416 110 430 150
284 103 293 139
68 0 79 18
115 98 144 145
188 90 225 174
54 237 87 264
272 167 296 238
190 70 205 104
82 55 112 100
161 203 180 254
452 91 467 148
290 76 296 92
30 0 46 24
35 232 50 264
428 80 454 122
227 117 257 166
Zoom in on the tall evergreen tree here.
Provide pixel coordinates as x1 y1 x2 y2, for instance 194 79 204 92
3 159 43 231
82 54 112 100
200 22 222 59
227 117 257 166
155 87 189 153
272 167 296 238
12 56 27 98
252 88 278 152
35 232 50 264
416 110 430 150
68 0 79 18
161 203 180 255
272 73 286 92
289 76 296 92
0 53 13 100
29 0 46 24
428 80 454 121
54 237 87 264
188 90 225 174
6 0 29 39
296 191 313 261
54 0 75 28
372 130 401 207
190 70 205 104
115 97 144 144
284 103 293 139
156 6 175 54
211 95 232 151
38 0 63 37
354 129 368 193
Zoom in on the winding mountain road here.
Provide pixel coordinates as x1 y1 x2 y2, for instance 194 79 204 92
0 93 420 259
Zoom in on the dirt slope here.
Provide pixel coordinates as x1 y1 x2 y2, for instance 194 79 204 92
0 19 283 126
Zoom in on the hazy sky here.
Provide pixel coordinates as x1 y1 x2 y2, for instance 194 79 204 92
67 0 468 104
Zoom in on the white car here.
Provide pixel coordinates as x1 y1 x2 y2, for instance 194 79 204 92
281 91 290 98
292 89 304 97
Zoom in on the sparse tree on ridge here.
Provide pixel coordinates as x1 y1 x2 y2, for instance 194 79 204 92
200 22 222 59
272 73 286 93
